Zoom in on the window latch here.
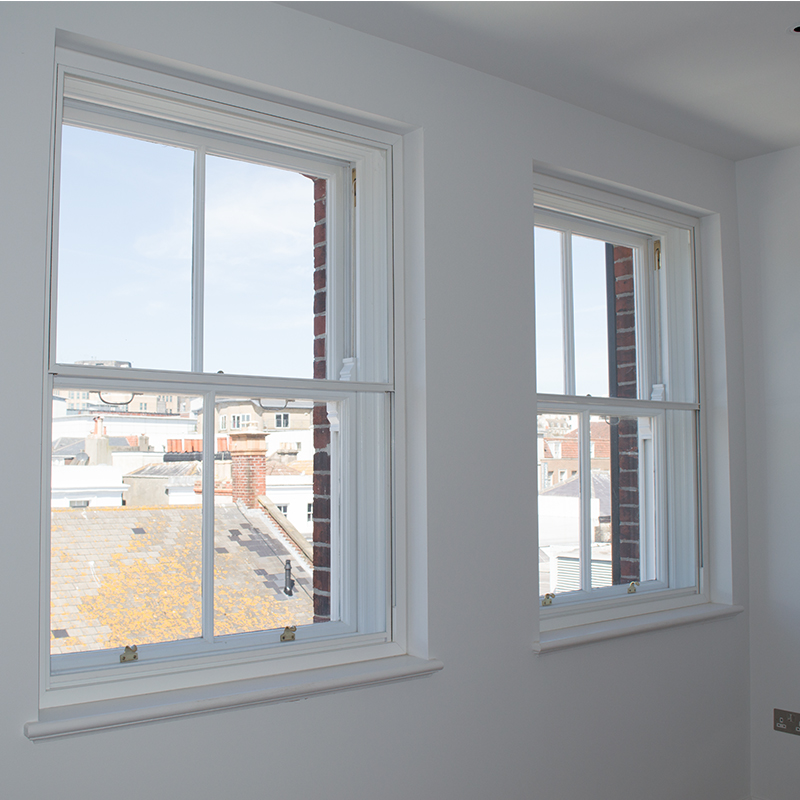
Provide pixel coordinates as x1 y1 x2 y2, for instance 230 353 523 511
541 593 555 607
119 645 139 663
280 626 297 642
627 582 640 594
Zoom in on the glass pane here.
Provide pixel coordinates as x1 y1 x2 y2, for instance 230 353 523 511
590 414 654 590
534 227 564 394
212 396 325 637
572 234 610 397
204 156 317 378
50 389 203 654
56 125 194 371
537 413 580 595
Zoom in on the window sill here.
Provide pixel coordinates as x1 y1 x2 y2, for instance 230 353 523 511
25 654 443 741
534 602 743 653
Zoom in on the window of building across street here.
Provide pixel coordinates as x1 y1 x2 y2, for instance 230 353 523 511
534 181 701 619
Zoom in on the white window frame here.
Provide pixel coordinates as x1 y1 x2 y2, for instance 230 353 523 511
534 175 713 643
276 412 289 428
27 46 440 740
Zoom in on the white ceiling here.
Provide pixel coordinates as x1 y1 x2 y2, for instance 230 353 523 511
279 1 800 161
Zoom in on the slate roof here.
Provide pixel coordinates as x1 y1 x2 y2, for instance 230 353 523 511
52 436 132 458
263 460 304 476
124 462 200 478
50 503 313 655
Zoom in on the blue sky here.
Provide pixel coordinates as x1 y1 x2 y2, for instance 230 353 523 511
57 125 316 378
534 227 610 397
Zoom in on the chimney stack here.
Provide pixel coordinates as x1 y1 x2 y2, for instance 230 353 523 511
229 429 267 508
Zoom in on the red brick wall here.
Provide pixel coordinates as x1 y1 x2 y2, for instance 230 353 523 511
312 403 331 621
229 430 267 509
616 418 640 582
611 245 640 583
310 176 331 622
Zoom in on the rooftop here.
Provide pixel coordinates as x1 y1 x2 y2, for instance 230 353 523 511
50 503 313 655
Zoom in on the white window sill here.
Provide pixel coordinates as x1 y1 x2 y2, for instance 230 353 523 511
25 654 443 741
534 602 743 653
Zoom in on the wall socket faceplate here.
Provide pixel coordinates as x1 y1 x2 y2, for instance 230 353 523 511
774 709 800 736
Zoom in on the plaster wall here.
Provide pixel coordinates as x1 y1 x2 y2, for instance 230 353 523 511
737 146 800 800
0 4 749 799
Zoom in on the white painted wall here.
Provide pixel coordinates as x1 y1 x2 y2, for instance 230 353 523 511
263 478 313 537
50 464 128 508
0 4 749 799
737 146 800 800
265 427 313 462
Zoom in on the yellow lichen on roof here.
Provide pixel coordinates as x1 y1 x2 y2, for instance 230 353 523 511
50 505 313 655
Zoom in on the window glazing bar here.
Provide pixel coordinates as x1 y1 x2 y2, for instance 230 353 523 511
648 237 664 389
201 389 215 641
50 366 395 396
562 230 576 396
579 410 591 591
694 409 704 572
536 394 698 413
192 147 206 373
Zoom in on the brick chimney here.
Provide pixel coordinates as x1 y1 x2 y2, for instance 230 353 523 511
229 429 267 508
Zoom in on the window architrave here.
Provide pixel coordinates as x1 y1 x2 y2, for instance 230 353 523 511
28 47 440 738
534 174 709 638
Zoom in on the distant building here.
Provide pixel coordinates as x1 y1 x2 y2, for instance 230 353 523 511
537 418 611 490
51 394 315 537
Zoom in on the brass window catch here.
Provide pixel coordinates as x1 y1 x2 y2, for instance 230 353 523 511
280 626 297 642
541 593 555 607
120 645 139 663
